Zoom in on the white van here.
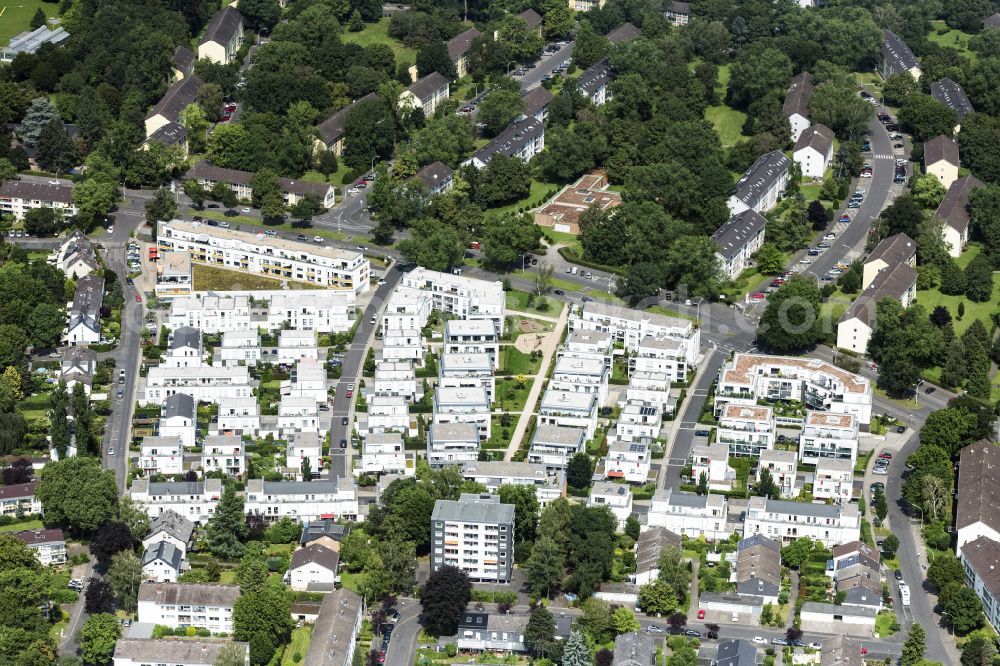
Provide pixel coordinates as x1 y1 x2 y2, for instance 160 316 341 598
571 266 578 275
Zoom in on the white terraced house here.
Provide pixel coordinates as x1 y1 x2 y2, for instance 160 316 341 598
130 479 223 524
213 397 259 435
715 354 873 427
361 432 416 476
757 449 799 498
433 386 492 439
400 267 506 325
431 493 515 582
158 394 197 448
10 528 67 566
380 328 425 365
445 319 501 368
744 496 860 548
218 330 261 367
561 329 613 364
285 431 322 479
570 301 700 366
112 638 248 666
427 422 481 467
605 441 651 484
528 424 587 470
551 355 610 406
645 488 729 541
539 388 599 439
624 371 674 414
630 336 689 383
282 358 328 403
142 365 252 405
277 329 318 365
162 327 203 368
137 582 239 632
381 286 433 333
200 435 246 477
245 478 358 522
717 404 775 458
277 396 323 434
364 395 414 436
372 360 421 402
263 291 357 331
691 442 735 491
139 436 184 476
589 481 633 530
158 219 370 293
169 293 252 333
439 353 495 402
813 458 854 502
799 411 859 465
460 461 564 506
614 401 662 444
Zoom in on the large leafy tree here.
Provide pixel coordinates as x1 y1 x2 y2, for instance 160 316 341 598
726 46 793 110
420 565 472 636
524 606 558 658
525 534 565 597
480 212 541 269
899 93 957 143
78 613 120 666
90 521 134 569
940 585 984 634
497 484 539 544
108 550 143 612
37 457 119 534
756 276 822 353
415 41 454 79
205 486 248 559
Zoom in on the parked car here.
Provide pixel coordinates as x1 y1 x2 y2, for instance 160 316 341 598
296 234 308 241
241 207 252 213
896 425 906 433
772 638 788 646
697 609 705 619
341 417 349 426
646 625 664 634
879 452 893 459
894 569 903 580
838 214 850 224
752 637 767 645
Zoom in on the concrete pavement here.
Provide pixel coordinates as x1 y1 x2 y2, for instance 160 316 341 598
384 598 422 666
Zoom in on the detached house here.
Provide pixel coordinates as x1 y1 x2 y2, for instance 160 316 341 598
712 209 767 280
53 230 99 278
727 151 790 215
793 123 834 179
645 488 729 541
171 45 195 81
924 135 959 190
447 28 481 78
931 78 974 132
289 543 340 591
410 161 454 195
65 275 104 345
0 481 43 517
783 71 814 142
736 534 781 604
159 393 196 448
664 1 690 26
8 528 66 566
935 175 983 258
879 29 921 80
198 6 243 64
142 509 195 557
457 612 528 652
60 346 96 395
142 541 184 583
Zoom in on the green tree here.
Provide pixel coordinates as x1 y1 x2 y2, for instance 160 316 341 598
541 0 575 38
78 614 120 666
496 14 543 62
478 87 524 137
940 586 984 634
572 21 610 69
72 176 118 229
872 487 888 521
928 554 967 593
612 607 640 635
780 537 813 568
205 486 247 559
498 484 539 544
238 0 281 32
214 644 250 666
882 534 899 558
36 119 78 173
145 186 178 235
107 550 142 613
638 579 678 615
657 547 690 602
467 156 531 208
420 565 472 636
525 534 565 597
197 83 224 123
524 606 558 658
561 629 590 666
625 516 640 541
899 94 957 143
480 212 541 269
23 208 61 238
344 98 396 170
29 8 47 30
396 218 464 271
911 173 947 209
964 254 994 302
233 586 293 665
566 453 594 489
756 276 822 353
726 47 793 111
19 97 59 145
808 81 873 139
696 472 709 496
415 41 455 79
757 469 779 500
961 636 997 666
37 457 118 533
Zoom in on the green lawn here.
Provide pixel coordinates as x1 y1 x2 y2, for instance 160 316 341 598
2 518 44 531
341 18 419 67
280 625 313 666
17 390 52 424
219 570 236 584
0 0 55 42
192 263 325 291
501 347 539 375
875 610 898 638
916 274 1000 337
927 20 977 62
505 289 560 315
494 377 532 411
705 104 748 148
955 241 983 269
647 305 700 324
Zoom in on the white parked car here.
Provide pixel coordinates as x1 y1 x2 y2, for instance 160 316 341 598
824 233 836 240
752 637 767 645
799 257 812 264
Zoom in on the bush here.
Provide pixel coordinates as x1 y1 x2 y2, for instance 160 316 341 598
197 628 211 637
445 644 457 657
293 653 302 663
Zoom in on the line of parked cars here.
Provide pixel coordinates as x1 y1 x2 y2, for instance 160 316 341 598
373 607 401 663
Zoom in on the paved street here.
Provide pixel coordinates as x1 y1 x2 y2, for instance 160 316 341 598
516 41 574 91
384 599 422 666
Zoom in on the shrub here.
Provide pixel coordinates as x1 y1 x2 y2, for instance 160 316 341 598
197 628 211 637
293 653 302 663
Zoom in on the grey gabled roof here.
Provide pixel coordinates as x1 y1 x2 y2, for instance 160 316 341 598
137 582 240 607
881 29 919 73
471 116 544 166
113 639 247 664
0 179 74 205
68 275 104 335
961 536 1000 602
186 162 333 198
291 543 340 572
607 22 641 44
162 392 195 420
147 75 203 123
712 210 767 260
612 632 655 666
935 174 984 233
172 45 195 75
987 12 1000 29
432 493 514 523
795 123 834 155
839 261 917 326
411 161 453 191
865 232 916 268
447 28 481 60
635 527 681 575
148 509 195 545
801 601 876 618
957 440 1000 532
522 86 553 118
300 519 350 545
142 541 183 570
579 58 613 96
304 588 363 666
170 326 201 352
246 478 352 496
930 78 974 119
316 93 378 145
407 72 449 101
147 121 188 149
518 9 542 28
924 134 959 168
732 150 790 207
783 71 814 118
201 6 243 47
715 640 758 666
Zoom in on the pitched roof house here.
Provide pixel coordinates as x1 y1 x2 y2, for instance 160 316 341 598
783 71 815 141
935 174 984 257
957 440 1000 550
930 77 974 130
924 134 960 190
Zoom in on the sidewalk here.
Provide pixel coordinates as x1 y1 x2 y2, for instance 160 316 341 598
503 303 569 461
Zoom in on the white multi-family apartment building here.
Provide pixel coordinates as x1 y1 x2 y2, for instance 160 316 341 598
218 330 261 367
744 496 860 548
439 353 495 402
285 431 323 479
112 639 248 666
645 489 730 541
0 481 43 517
691 442 735 491
158 219 370 293
460 461 564 506
757 449 799 498
588 481 633 530
960 536 1000 632
372 360 421 402
213 397 259 436
361 432 416 476
570 301 700 368
364 395 415 436
200 435 246 477
245 478 358 522
433 386 491 439
715 354 873 427
10 528 67 566
614 401 662 444
624 371 674 414
158 393 197 448
0 177 78 221
400 267 505 325
169 294 252 333
431 493 515 582
799 411 860 465
727 150 790 216
282 358 327 404
539 389 598 439
142 366 252 405
551 355 610 406
630 336 689 383
561 329 613 364
380 328 425 365
528 424 587 470
813 457 854 503
137 582 239 632
130 479 223 524
162 327 203 368
277 329 318 366
278 396 323 434
427 422 481 468
381 285 432 333
445 319 501 368
956 441 1000 551
265 290 357 331
717 404 775 458
139 436 185 477
605 441 651 484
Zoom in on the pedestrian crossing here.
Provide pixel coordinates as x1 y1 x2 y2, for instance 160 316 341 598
873 153 894 160
832 221 849 234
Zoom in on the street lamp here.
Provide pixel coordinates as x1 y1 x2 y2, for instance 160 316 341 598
608 273 615 296
941 611 954 636
911 505 924 527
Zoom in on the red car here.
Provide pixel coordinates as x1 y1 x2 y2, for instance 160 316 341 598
838 214 851 223
135 294 142 303
879 452 893 459
346 389 353 398
697 609 705 619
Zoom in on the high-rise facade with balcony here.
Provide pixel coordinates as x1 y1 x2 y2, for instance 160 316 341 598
431 493 515 582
